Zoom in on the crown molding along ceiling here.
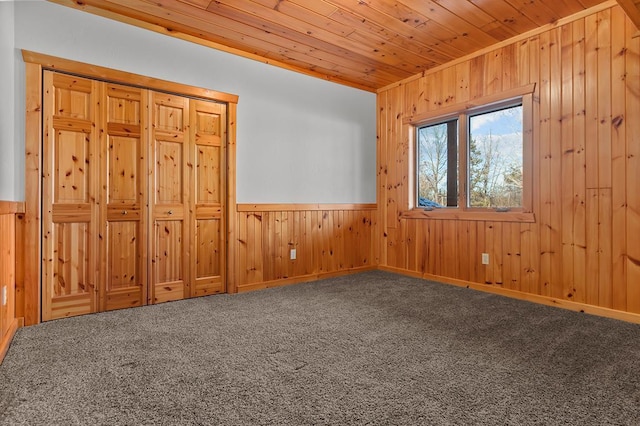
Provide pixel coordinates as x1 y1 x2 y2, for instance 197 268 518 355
50 0 640 92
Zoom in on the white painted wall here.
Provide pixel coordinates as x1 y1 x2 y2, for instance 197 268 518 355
0 1 16 201
12 1 377 203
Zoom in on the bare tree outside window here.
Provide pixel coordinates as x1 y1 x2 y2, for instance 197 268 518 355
417 120 457 208
468 105 523 208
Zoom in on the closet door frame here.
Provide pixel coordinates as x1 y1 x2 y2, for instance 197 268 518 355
22 51 239 325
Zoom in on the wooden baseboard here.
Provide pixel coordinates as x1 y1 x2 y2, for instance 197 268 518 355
379 265 640 325
0 318 20 364
236 266 377 293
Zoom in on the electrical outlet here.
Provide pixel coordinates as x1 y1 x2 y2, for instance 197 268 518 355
482 253 490 265
290 248 297 260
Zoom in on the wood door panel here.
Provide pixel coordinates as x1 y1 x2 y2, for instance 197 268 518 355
156 104 184 131
154 220 184 282
105 289 143 311
51 204 92 223
150 92 189 304
54 129 90 204
52 117 93 133
48 294 93 320
51 74 92 119
102 83 147 312
42 71 98 321
52 222 92 297
107 221 141 290
190 99 226 297
193 278 224 296
155 99 185 132
153 281 185 304
152 219 186 302
195 109 222 137
107 86 141 125
155 140 184 204
108 135 140 204
47 222 96 320
193 218 223 296
196 218 221 278
107 207 141 220
196 145 221 204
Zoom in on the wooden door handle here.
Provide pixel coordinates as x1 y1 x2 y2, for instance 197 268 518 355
168 210 173 215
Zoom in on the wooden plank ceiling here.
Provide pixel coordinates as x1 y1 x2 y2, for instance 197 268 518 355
52 0 638 92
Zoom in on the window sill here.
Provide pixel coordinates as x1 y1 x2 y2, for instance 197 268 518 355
401 208 536 223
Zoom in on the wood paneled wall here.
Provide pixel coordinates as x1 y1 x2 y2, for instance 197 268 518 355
0 201 24 363
234 204 377 292
377 5 640 317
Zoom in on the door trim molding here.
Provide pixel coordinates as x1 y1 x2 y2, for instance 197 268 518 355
22 51 239 104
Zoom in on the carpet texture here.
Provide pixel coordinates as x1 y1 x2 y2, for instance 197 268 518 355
1 271 640 425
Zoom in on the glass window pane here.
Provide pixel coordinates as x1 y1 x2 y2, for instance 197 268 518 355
417 119 458 208
468 104 523 208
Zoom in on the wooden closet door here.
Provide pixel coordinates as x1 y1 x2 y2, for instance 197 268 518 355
42 72 100 320
190 100 226 296
100 84 148 311
149 93 190 304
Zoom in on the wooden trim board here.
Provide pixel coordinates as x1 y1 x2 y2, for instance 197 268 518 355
22 51 238 104
23 61 42 326
236 266 376 293
0 319 19 364
237 203 377 212
379 265 640 325
0 202 25 215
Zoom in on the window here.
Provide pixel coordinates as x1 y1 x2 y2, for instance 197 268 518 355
467 102 523 209
416 119 458 208
410 85 533 219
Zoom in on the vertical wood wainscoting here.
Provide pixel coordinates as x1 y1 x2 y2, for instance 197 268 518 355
234 204 377 292
0 202 24 362
377 5 640 321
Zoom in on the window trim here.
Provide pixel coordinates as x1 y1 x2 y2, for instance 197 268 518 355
404 84 536 223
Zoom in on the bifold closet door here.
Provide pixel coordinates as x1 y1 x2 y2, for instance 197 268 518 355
190 100 226 296
41 71 229 319
149 93 190 304
42 72 100 320
100 84 148 311
148 94 227 302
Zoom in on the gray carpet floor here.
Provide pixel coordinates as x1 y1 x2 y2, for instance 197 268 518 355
1 270 640 425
